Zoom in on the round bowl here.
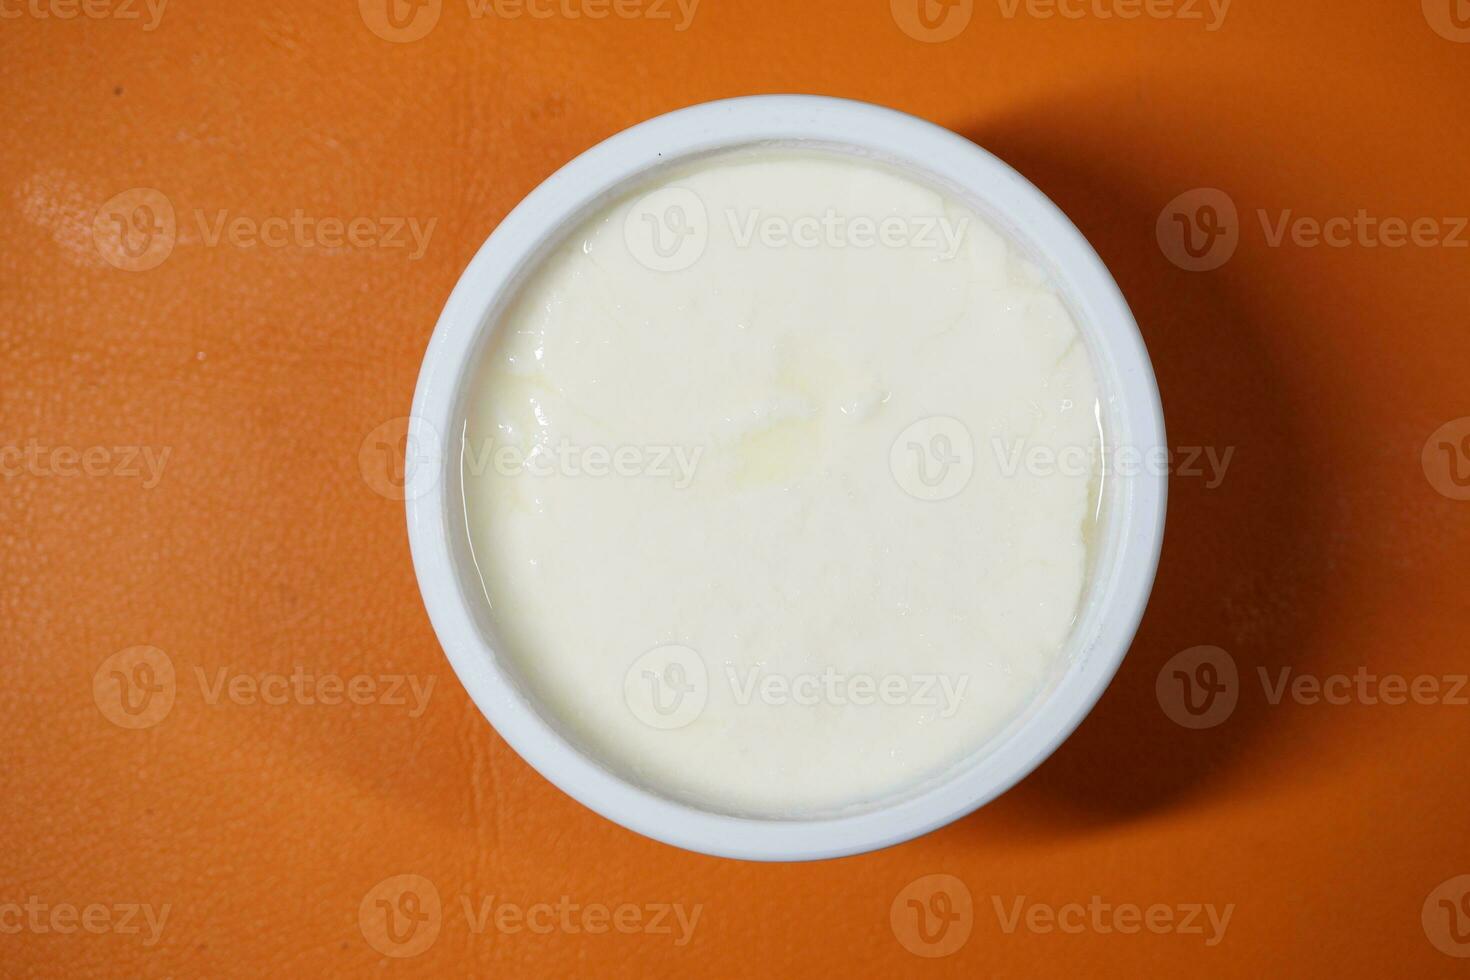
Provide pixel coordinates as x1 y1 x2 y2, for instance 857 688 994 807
405 95 1167 861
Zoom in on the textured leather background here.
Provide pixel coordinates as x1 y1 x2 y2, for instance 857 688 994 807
3 0 1469 975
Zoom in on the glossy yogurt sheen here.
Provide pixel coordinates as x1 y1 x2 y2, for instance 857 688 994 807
460 149 1102 817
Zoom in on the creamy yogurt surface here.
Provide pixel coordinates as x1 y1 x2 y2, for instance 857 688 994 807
460 149 1101 817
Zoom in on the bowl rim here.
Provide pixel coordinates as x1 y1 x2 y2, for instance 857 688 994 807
405 94 1167 862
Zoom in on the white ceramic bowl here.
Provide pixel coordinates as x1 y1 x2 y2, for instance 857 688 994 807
405 95 1166 862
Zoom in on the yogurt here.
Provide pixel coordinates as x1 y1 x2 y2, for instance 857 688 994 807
460 149 1102 817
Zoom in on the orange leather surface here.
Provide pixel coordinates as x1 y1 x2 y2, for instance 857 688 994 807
3 0 1469 975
